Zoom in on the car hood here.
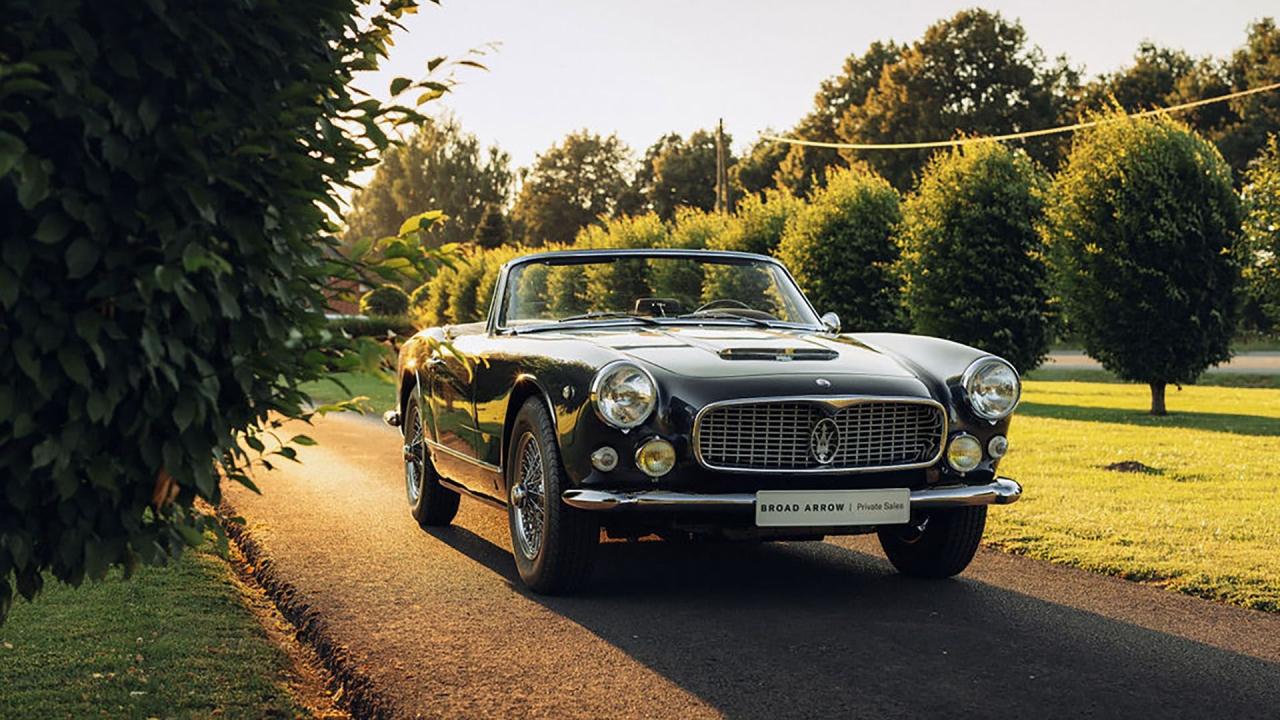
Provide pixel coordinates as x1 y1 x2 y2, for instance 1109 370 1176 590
558 325 918 379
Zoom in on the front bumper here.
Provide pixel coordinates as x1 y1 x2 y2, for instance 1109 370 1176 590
562 477 1021 512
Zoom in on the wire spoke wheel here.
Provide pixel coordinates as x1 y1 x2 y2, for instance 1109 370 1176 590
404 405 425 505
511 431 547 560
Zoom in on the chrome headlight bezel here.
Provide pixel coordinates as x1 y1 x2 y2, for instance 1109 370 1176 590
590 360 658 429
962 356 1021 422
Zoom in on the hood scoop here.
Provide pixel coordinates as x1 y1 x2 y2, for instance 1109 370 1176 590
718 347 839 362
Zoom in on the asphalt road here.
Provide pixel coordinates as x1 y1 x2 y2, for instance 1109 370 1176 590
226 414 1280 719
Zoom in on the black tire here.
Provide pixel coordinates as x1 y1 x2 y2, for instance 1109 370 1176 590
403 386 460 527
506 397 598 594
877 506 987 578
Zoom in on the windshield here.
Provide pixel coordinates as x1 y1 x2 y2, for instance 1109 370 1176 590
500 254 821 330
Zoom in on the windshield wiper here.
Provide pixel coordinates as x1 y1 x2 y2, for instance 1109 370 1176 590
512 311 663 334
676 311 776 328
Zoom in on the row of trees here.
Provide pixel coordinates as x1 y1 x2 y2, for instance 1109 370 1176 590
343 10 1280 263
410 112 1265 415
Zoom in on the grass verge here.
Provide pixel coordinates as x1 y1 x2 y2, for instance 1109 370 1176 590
301 371 397 412
1026 367 1280 389
0 545 302 718
990 380 1280 612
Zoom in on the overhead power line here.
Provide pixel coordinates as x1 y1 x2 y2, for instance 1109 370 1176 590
763 80 1280 151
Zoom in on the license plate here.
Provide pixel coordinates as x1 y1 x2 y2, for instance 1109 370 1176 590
755 489 910 527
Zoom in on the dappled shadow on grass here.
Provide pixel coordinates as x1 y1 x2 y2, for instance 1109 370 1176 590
1017 402 1280 437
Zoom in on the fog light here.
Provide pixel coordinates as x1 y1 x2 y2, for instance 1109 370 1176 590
591 446 618 472
635 438 676 478
947 434 982 473
988 435 1008 459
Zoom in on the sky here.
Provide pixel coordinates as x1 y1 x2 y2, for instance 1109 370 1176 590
360 0 1276 169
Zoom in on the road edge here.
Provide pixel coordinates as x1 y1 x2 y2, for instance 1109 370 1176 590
218 500 396 720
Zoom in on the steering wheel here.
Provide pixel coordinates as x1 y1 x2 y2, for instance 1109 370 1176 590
693 298 752 313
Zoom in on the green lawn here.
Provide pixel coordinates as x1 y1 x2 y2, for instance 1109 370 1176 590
0 546 301 718
990 380 1280 612
1027 367 1280 389
301 371 397 412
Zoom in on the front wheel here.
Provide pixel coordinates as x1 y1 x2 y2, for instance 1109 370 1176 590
403 386 460 527
877 506 986 578
506 397 598 594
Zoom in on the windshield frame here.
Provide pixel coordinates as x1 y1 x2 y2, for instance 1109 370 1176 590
487 248 825 334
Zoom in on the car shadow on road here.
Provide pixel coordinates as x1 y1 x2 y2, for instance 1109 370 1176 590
429 525 1280 720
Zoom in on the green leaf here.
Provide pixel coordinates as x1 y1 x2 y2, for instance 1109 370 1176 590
65 237 100 277
427 56 446 71
0 131 25 179
398 210 446 236
290 434 317 446
35 212 71 244
58 345 91 386
389 76 412 95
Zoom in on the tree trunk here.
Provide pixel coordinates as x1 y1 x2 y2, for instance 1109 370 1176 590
1149 382 1167 416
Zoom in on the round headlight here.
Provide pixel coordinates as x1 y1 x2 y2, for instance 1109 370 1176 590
963 357 1021 421
988 435 1008 459
947 434 983 473
635 438 676 477
591 361 657 429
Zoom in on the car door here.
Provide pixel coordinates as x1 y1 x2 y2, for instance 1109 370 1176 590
427 329 497 496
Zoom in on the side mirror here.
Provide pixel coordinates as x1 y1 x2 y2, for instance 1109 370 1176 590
820 312 841 334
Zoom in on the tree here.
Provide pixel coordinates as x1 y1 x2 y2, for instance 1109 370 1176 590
343 116 512 249
0 0 447 620
510 131 633 246
730 133 789 201
630 129 731 221
836 10 1077 189
1076 43 1196 114
899 143 1054 370
1045 114 1240 414
777 41 901 197
1214 18 1280 175
777 167 903 331
704 190 802 302
1241 135 1280 329
472 203 510 249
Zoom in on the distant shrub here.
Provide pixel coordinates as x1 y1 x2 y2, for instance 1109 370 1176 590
360 285 410 316
704 190 802 304
415 267 456 328
899 142 1054 370
408 283 432 308
1242 135 1280 330
777 167 903 331
446 258 486 324
1045 113 1240 414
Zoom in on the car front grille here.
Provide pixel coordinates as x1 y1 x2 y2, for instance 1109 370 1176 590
694 398 945 472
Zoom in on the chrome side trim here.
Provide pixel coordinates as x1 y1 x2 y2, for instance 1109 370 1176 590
425 438 503 473
691 395 948 475
561 478 1021 512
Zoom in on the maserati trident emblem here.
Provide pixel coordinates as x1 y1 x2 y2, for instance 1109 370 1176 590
809 418 840 464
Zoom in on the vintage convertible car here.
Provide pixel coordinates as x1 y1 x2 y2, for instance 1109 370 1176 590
385 249 1022 593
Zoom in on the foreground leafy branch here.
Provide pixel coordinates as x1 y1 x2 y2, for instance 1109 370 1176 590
0 0 451 621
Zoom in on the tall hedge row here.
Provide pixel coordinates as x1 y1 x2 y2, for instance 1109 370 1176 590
777 167 905 331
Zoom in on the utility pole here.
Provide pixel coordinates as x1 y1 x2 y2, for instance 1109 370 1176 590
714 118 728 214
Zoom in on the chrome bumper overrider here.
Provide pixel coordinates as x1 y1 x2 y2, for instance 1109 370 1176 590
561 477 1022 513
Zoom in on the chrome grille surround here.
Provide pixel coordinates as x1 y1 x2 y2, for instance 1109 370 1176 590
692 396 947 474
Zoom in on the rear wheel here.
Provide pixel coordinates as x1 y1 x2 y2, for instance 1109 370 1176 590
877 506 986 578
506 397 598 594
403 386 459 527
